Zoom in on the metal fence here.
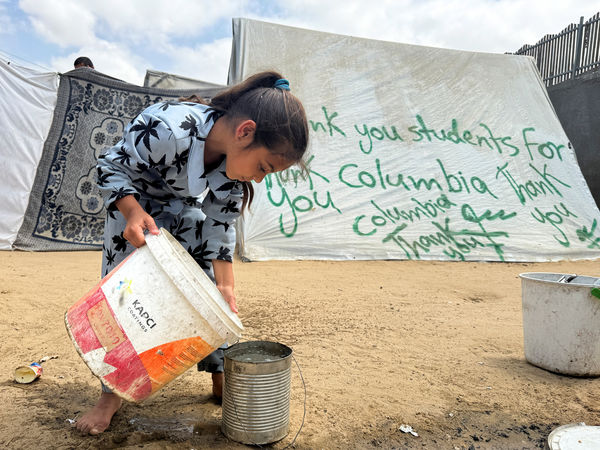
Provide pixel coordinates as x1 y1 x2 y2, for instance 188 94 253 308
513 12 600 86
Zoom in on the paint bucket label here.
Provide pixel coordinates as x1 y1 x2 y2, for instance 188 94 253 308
14 362 43 384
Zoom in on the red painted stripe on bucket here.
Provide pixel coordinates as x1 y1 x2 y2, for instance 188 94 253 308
102 337 153 401
66 287 106 354
66 285 152 402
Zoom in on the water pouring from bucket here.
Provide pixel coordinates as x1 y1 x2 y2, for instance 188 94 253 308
65 228 244 402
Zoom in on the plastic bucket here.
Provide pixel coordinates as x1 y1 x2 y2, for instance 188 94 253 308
222 341 292 445
520 272 600 376
65 228 243 402
548 423 600 449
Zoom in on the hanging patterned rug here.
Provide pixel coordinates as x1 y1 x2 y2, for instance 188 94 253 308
13 69 222 251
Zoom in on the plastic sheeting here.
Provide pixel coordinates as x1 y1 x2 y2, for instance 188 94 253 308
144 69 225 91
0 59 58 249
230 18 600 262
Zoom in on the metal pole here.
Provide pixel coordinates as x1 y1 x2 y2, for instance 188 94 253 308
571 16 585 79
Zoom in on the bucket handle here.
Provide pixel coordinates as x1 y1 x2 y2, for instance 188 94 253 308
554 273 600 300
557 274 577 283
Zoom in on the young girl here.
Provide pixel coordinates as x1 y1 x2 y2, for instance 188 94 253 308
75 71 308 435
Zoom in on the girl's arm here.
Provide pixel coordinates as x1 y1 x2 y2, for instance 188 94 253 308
212 259 238 314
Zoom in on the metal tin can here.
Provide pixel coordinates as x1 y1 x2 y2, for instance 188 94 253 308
222 341 292 445
14 362 43 384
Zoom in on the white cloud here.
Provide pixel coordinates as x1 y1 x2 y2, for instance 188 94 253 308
267 0 600 53
20 0 97 47
11 0 600 86
21 0 247 48
88 0 247 43
17 0 248 83
164 38 233 85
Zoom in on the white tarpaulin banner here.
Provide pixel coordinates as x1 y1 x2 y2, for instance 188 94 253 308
0 59 58 249
230 18 600 262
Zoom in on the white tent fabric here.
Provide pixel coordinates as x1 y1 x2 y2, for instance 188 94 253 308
230 18 600 262
144 69 225 91
0 59 58 249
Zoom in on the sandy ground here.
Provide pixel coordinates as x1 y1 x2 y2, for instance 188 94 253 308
2 251 600 449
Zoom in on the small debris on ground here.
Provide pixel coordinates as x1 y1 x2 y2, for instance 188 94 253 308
40 355 59 363
399 424 419 436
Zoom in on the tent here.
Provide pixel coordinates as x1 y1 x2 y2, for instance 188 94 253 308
144 69 225 91
230 18 600 262
0 59 58 250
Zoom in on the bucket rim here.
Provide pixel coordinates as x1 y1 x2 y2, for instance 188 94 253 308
519 272 600 287
146 228 244 335
153 229 243 334
224 340 292 363
548 423 600 449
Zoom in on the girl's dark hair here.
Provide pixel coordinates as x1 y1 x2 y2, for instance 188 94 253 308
181 71 309 211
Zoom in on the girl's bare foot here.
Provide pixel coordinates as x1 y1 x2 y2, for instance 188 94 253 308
74 392 122 435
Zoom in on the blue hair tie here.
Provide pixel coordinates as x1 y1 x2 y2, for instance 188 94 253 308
273 78 290 91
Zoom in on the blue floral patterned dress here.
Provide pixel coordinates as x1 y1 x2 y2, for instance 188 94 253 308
96 100 243 279
96 100 244 374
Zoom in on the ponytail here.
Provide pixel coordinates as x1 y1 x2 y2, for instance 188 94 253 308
209 71 308 164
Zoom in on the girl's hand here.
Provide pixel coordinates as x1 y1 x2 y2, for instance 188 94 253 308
217 284 238 314
212 259 237 314
115 195 159 248
123 211 159 248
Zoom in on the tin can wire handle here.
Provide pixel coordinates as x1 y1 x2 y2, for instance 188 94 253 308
284 355 307 449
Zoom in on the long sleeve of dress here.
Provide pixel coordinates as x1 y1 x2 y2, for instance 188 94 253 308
96 109 186 211
97 101 244 265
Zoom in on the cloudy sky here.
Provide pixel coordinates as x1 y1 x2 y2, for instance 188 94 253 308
0 0 598 85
